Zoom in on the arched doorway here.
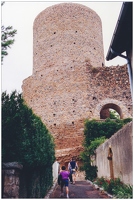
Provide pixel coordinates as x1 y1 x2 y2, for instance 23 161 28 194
100 103 123 119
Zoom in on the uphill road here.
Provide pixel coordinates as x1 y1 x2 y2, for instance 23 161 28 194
49 180 111 199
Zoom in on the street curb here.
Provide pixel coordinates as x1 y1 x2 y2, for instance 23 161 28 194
86 180 113 198
44 179 58 199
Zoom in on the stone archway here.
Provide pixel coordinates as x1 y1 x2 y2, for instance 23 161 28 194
100 103 122 119
93 98 132 119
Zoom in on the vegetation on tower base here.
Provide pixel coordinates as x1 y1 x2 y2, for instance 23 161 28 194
2 91 55 198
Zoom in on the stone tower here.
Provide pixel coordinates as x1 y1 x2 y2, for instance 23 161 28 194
22 3 132 164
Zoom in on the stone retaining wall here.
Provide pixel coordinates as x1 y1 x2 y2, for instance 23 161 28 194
2 162 23 198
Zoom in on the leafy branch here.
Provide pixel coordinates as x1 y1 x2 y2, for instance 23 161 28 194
1 2 17 63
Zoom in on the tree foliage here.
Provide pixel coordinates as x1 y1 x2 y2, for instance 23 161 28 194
2 91 55 197
109 109 120 119
80 136 106 180
2 90 55 167
88 136 106 155
1 2 17 63
83 118 125 147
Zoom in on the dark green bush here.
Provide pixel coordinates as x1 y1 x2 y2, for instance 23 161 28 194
84 118 130 147
2 91 55 198
123 118 132 124
20 166 53 198
80 136 105 181
88 136 106 155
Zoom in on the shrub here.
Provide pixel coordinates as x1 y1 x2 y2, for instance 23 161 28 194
88 136 106 155
2 91 55 197
113 184 133 199
80 136 106 181
80 161 98 181
123 118 132 124
84 118 129 147
93 177 133 198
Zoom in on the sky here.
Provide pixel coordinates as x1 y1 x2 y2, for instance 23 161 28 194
1 1 127 94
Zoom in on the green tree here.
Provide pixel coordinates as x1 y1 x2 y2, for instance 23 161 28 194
2 90 55 166
109 109 120 119
1 2 17 63
2 91 55 197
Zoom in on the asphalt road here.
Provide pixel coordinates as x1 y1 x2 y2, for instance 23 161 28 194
49 181 110 199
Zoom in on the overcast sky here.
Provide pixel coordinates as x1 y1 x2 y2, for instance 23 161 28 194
2 1 126 94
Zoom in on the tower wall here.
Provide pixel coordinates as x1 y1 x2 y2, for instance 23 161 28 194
33 3 104 74
22 3 132 163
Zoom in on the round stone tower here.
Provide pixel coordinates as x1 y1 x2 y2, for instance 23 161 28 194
22 3 105 163
33 3 104 74
22 3 132 164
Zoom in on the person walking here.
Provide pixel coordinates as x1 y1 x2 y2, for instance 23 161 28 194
60 166 70 198
68 157 78 185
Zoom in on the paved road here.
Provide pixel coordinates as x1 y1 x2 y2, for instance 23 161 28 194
49 181 110 199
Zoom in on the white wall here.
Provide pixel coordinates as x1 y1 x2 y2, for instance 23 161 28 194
96 122 132 185
52 161 59 182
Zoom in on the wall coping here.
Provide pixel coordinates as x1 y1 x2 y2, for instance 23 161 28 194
2 162 23 170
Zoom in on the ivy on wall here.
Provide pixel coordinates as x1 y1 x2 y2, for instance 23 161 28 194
80 118 132 181
2 91 55 198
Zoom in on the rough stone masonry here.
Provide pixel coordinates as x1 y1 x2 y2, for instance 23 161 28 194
22 3 132 164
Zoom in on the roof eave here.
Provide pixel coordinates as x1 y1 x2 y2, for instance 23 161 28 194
106 2 132 61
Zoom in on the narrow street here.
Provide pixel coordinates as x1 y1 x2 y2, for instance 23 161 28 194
49 172 111 199
49 180 110 199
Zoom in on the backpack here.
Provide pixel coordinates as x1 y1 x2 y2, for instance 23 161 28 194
58 174 62 185
70 161 78 171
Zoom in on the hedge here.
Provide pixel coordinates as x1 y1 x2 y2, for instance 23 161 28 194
2 91 55 198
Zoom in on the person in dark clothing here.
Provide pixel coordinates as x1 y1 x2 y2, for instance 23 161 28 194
69 172 73 183
68 157 78 184
68 160 73 183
